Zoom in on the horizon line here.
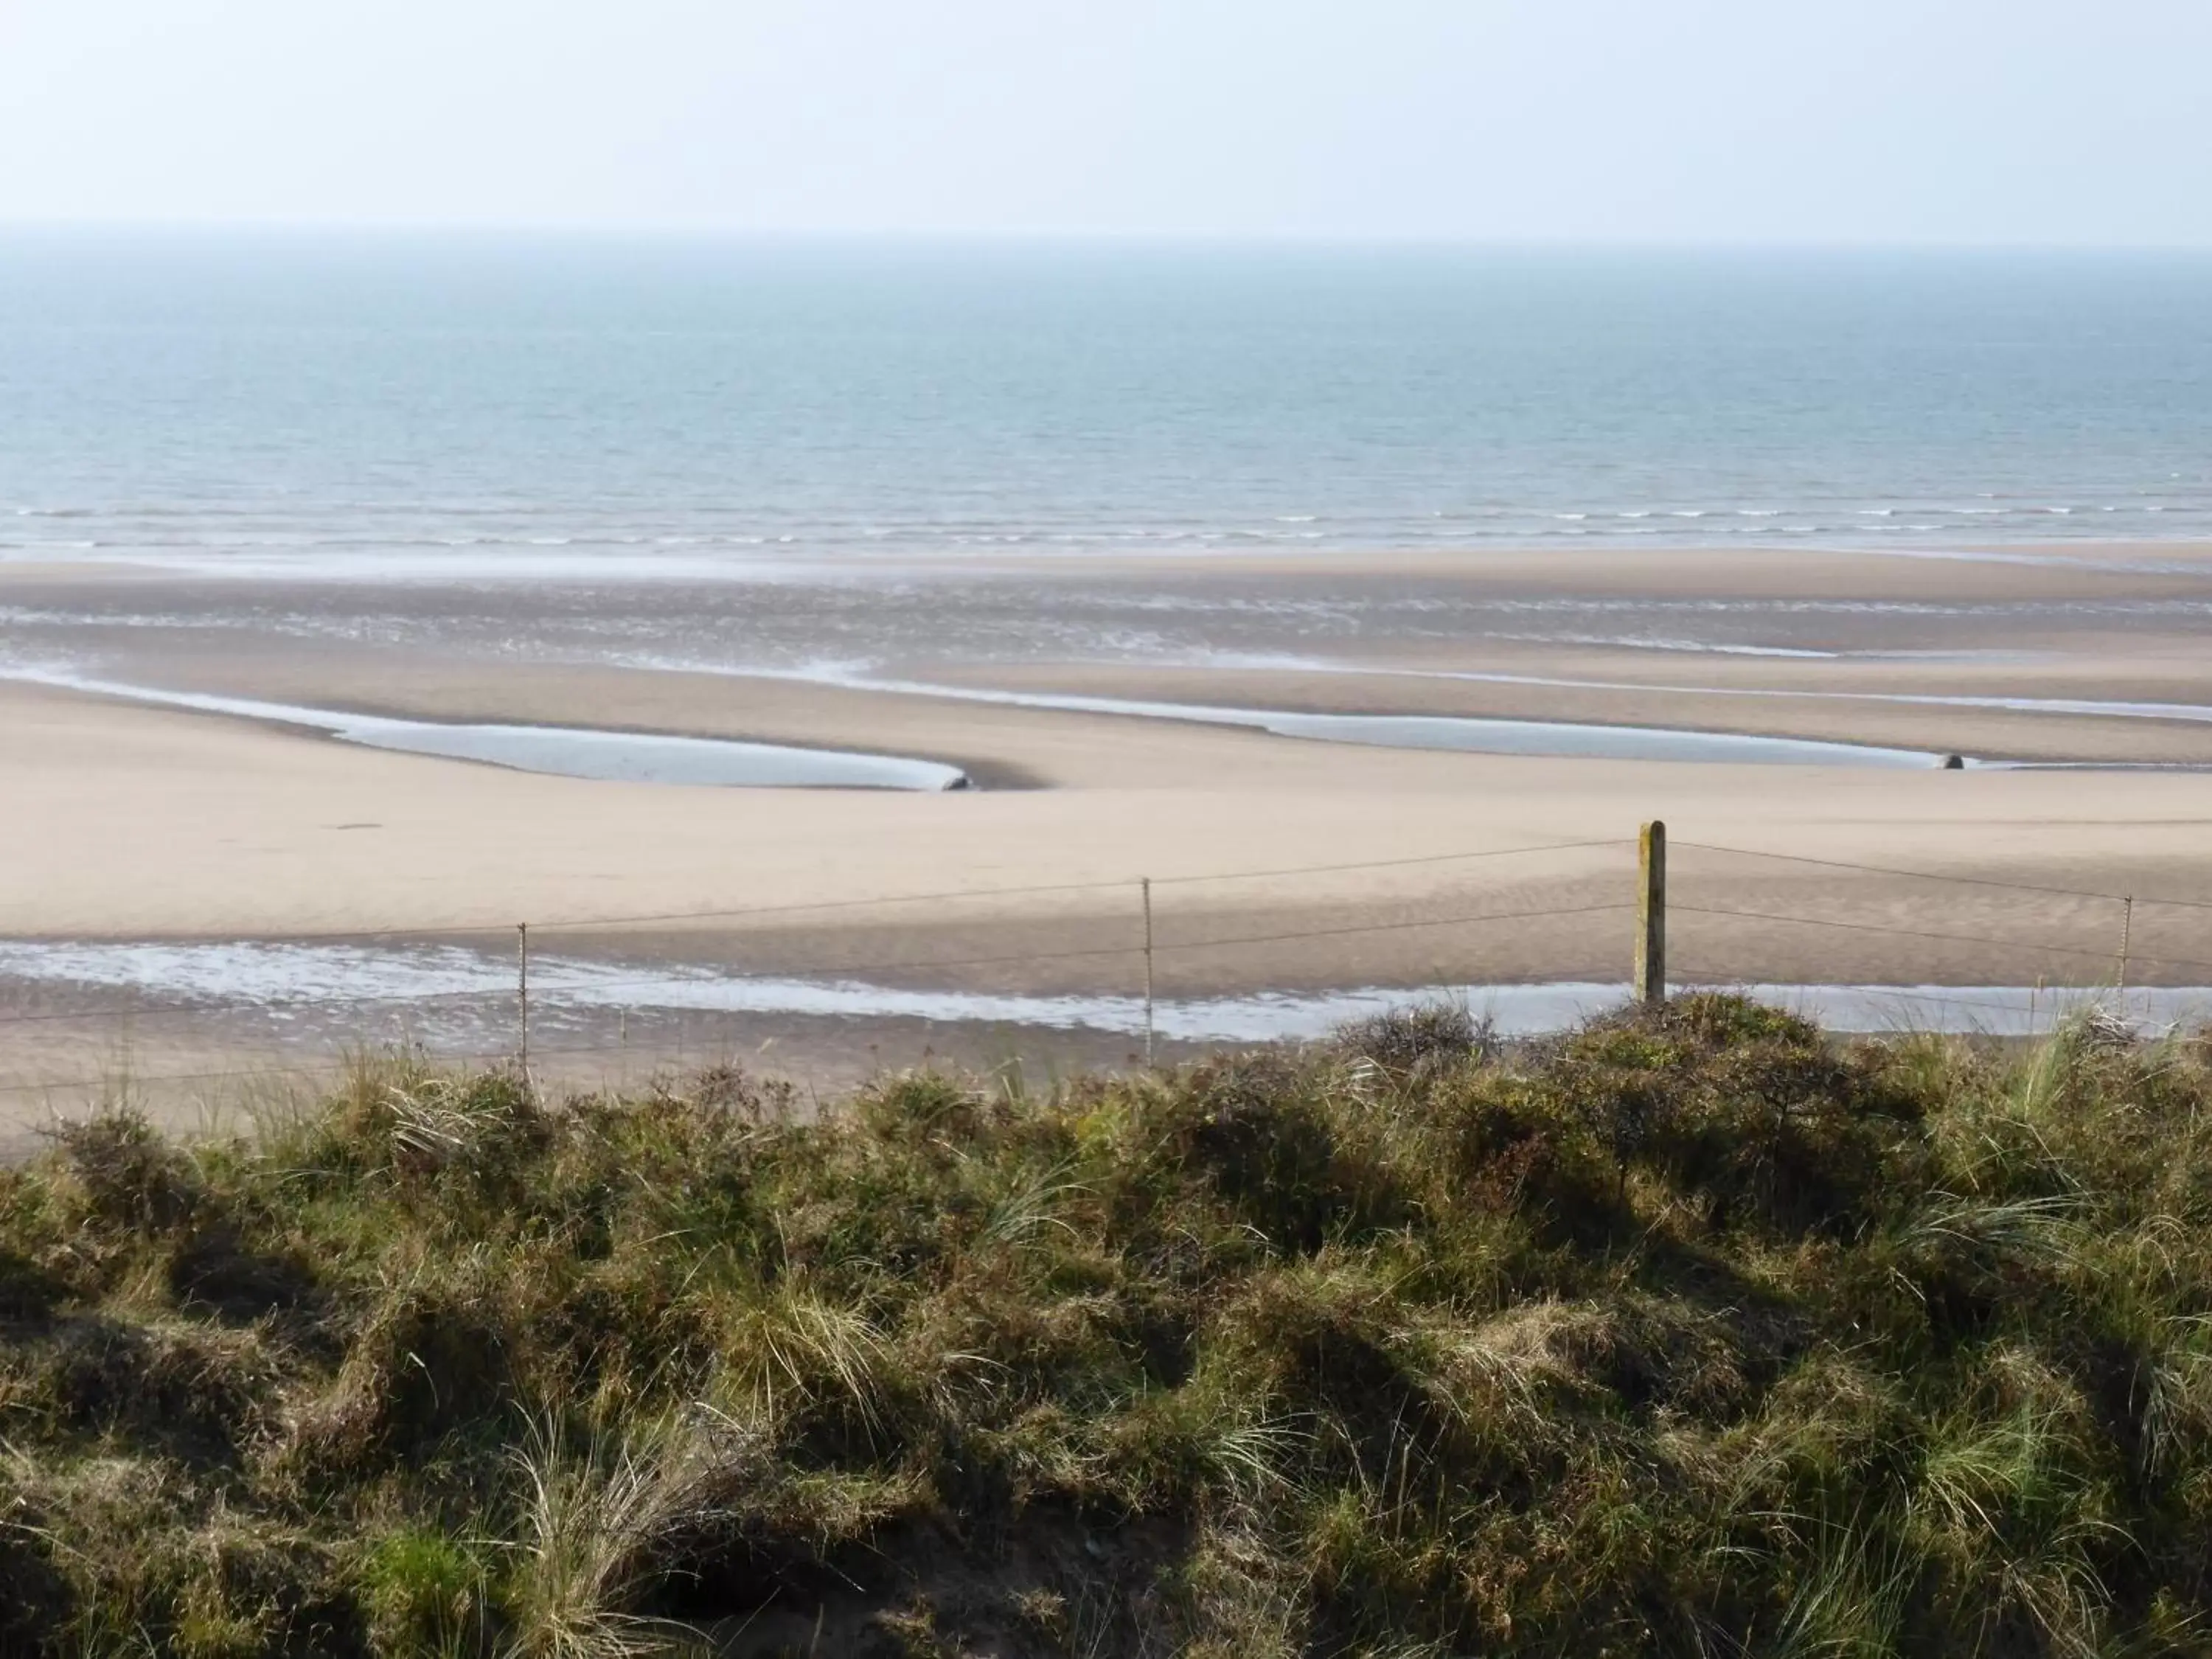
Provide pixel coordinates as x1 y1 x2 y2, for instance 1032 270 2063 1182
2 220 2211 255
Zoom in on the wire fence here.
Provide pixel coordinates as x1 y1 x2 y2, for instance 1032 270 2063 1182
1 827 2207 1113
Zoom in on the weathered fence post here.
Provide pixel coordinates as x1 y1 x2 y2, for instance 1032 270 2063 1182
1635 822 1666 1006
2117 895 2133 991
1141 877 1156 1065
518 922 531 1074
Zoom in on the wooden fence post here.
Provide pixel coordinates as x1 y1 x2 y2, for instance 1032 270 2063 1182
518 923 531 1074
1636 822 1666 1006
1141 877 1156 1065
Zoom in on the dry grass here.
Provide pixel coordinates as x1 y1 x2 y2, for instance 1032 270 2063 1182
3 998 2212 1655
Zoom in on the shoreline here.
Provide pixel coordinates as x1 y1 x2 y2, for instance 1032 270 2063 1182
2 953 2193 1150
10 535 2212 584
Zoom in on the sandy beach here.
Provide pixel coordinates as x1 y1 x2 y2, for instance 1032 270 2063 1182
3 543 2211 1131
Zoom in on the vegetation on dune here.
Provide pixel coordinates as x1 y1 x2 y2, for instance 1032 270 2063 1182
4 996 2212 1655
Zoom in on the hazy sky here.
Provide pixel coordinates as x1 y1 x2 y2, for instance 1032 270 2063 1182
1 0 2205 242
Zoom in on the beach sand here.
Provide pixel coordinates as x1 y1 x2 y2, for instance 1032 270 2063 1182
4 544 2211 1131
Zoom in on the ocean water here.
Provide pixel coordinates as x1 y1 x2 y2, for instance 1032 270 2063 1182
3 233 2211 574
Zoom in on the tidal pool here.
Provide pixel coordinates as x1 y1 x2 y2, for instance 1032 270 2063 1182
722 664 1956 768
3 666 970 790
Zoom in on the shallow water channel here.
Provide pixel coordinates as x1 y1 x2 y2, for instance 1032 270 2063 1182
1 666 970 790
727 665 1958 768
0 939 2197 1044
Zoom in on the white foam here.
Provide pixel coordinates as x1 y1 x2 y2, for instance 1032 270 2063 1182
1475 634 1839 659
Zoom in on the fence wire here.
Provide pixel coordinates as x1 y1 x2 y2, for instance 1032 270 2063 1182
4 828 2210 1108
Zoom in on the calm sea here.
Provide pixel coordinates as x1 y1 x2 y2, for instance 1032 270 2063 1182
3 233 2209 574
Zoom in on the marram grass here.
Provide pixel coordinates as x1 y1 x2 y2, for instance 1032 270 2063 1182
4 997 2212 1657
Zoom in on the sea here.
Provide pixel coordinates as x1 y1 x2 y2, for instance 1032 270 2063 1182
3 232 2210 574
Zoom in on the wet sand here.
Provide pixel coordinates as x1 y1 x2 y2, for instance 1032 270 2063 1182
5 544 2212 1132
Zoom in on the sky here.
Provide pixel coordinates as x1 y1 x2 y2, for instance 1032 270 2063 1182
1 0 2207 243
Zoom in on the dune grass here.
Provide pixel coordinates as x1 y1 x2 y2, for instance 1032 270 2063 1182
4 996 2212 1655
